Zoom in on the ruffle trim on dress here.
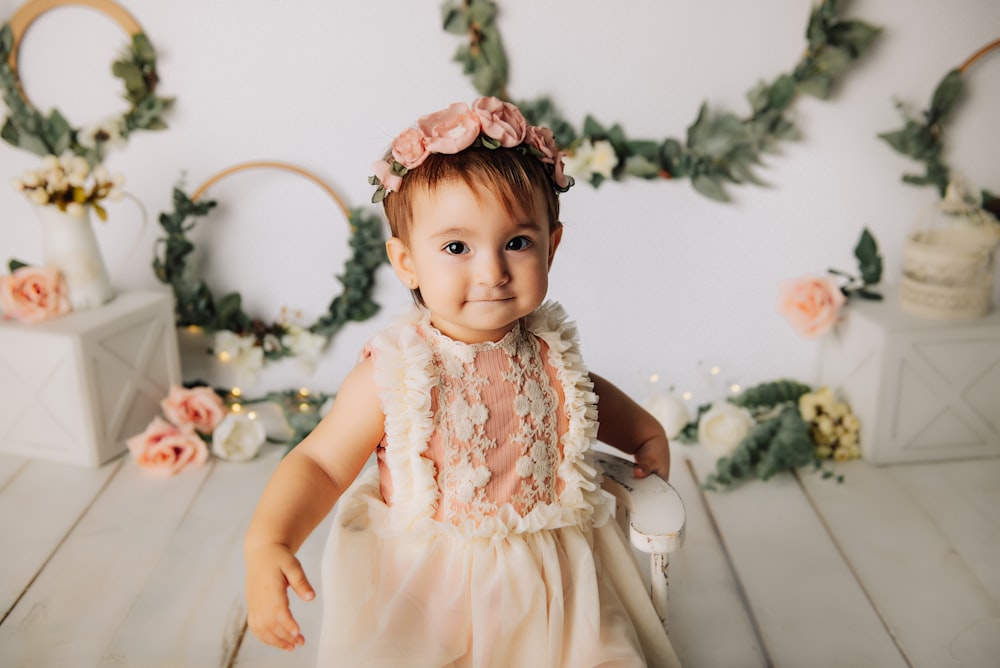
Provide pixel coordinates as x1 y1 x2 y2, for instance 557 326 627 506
366 309 440 528
528 302 609 526
367 303 610 533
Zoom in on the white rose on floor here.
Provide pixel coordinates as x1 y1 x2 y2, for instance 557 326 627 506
698 402 755 458
212 413 267 462
642 392 690 439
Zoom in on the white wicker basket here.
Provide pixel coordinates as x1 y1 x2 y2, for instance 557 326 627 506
899 183 1000 320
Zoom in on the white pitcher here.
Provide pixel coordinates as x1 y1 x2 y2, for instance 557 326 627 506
36 204 115 310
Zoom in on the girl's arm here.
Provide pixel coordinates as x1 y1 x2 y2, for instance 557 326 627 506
243 357 384 651
590 372 671 480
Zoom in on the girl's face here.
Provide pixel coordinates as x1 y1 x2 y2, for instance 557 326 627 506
386 179 561 344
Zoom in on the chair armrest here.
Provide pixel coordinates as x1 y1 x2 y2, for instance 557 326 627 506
593 451 686 555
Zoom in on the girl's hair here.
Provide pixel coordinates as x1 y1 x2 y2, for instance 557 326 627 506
382 145 562 242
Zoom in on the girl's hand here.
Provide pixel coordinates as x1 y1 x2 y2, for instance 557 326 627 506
245 543 315 651
632 435 671 481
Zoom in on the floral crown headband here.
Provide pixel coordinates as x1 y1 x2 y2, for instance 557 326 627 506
369 96 574 203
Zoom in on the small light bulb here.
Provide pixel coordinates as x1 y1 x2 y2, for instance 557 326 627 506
230 387 242 398
218 351 231 362
730 383 741 394
247 411 257 420
298 387 310 397
682 391 693 401
231 403 242 413
648 373 660 384
298 402 310 412
710 365 721 376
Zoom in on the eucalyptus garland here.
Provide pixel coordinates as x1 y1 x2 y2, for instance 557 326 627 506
0 24 172 165
878 39 1000 218
441 0 880 201
153 187 387 362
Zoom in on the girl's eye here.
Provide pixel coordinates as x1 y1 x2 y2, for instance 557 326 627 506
444 241 468 255
506 236 533 251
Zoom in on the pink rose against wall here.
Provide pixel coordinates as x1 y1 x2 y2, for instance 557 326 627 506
777 274 846 338
0 264 71 323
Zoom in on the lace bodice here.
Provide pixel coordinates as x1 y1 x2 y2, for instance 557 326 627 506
366 302 608 535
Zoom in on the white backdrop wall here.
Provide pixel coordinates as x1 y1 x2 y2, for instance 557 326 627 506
2 0 999 407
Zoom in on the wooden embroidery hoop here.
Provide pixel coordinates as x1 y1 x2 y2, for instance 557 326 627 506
191 160 351 221
6 0 141 74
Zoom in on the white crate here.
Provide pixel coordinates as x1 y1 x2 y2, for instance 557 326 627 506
819 286 1000 464
0 292 181 467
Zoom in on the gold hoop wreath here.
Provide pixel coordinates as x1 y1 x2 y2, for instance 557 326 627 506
879 36 1000 215
0 0 172 164
153 161 387 366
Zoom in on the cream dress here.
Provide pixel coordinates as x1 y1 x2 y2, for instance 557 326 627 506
317 302 680 667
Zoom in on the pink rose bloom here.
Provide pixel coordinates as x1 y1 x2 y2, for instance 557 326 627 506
524 125 558 163
371 160 402 193
472 96 527 148
778 274 846 338
391 127 430 169
161 385 226 435
524 126 571 189
0 265 70 324
127 416 209 477
417 102 481 154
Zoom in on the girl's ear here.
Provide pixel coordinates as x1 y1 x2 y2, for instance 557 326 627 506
386 237 418 289
547 225 563 269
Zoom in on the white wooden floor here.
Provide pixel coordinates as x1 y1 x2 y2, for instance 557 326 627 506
1 443 998 668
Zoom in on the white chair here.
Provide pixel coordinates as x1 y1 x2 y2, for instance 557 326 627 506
593 451 686 629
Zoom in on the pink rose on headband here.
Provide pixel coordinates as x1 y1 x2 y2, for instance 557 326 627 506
392 127 430 169
525 126 572 190
0 265 70 323
777 274 846 338
161 384 227 435
127 417 208 477
472 96 527 148
371 160 403 193
418 102 481 154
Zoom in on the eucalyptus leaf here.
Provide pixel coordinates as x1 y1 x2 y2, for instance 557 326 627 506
929 69 963 122
830 20 881 56
853 227 882 285
441 5 468 34
8 258 28 272
692 174 729 202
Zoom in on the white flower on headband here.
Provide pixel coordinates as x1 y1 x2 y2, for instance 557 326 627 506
368 96 573 203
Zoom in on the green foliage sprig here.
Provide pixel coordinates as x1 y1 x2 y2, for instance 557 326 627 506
441 0 880 202
828 227 883 301
153 187 387 362
0 25 172 165
879 39 1000 218
676 379 848 490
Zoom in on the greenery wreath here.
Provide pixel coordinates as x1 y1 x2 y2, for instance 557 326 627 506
441 0 880 201
0 0 172 165
878 37 1000 218
153 164 387 366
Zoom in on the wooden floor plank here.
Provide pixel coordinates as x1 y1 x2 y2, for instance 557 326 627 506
0 457 212 668
98 445 290 667
0 456 119 620
688 448 909 668
801 458 1000 668
889 458 1000 606
668 449 769 668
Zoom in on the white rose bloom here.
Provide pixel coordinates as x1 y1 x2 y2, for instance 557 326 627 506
698 401 755 458
29 188 49 204
65 202 84 217
282 325 327 370
642 392 690 439
215 330 264 384
589 140 619 179
211 412 267 462
562 140 596 181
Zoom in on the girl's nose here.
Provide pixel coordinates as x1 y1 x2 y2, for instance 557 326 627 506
477 252 509 287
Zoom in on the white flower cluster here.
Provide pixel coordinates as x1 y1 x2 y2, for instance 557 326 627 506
11 153 124 214
562 139 618 183
798 387 861 461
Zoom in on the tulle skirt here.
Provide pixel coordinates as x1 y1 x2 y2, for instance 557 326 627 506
317 468 680 667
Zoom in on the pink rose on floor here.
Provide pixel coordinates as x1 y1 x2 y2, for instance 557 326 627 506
417 102 481 154
472 96 527 147
127 417 208 477
391 127 430 169
371 160 403 193
161 385 227 435
0 265 70 324
778 274 846 338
